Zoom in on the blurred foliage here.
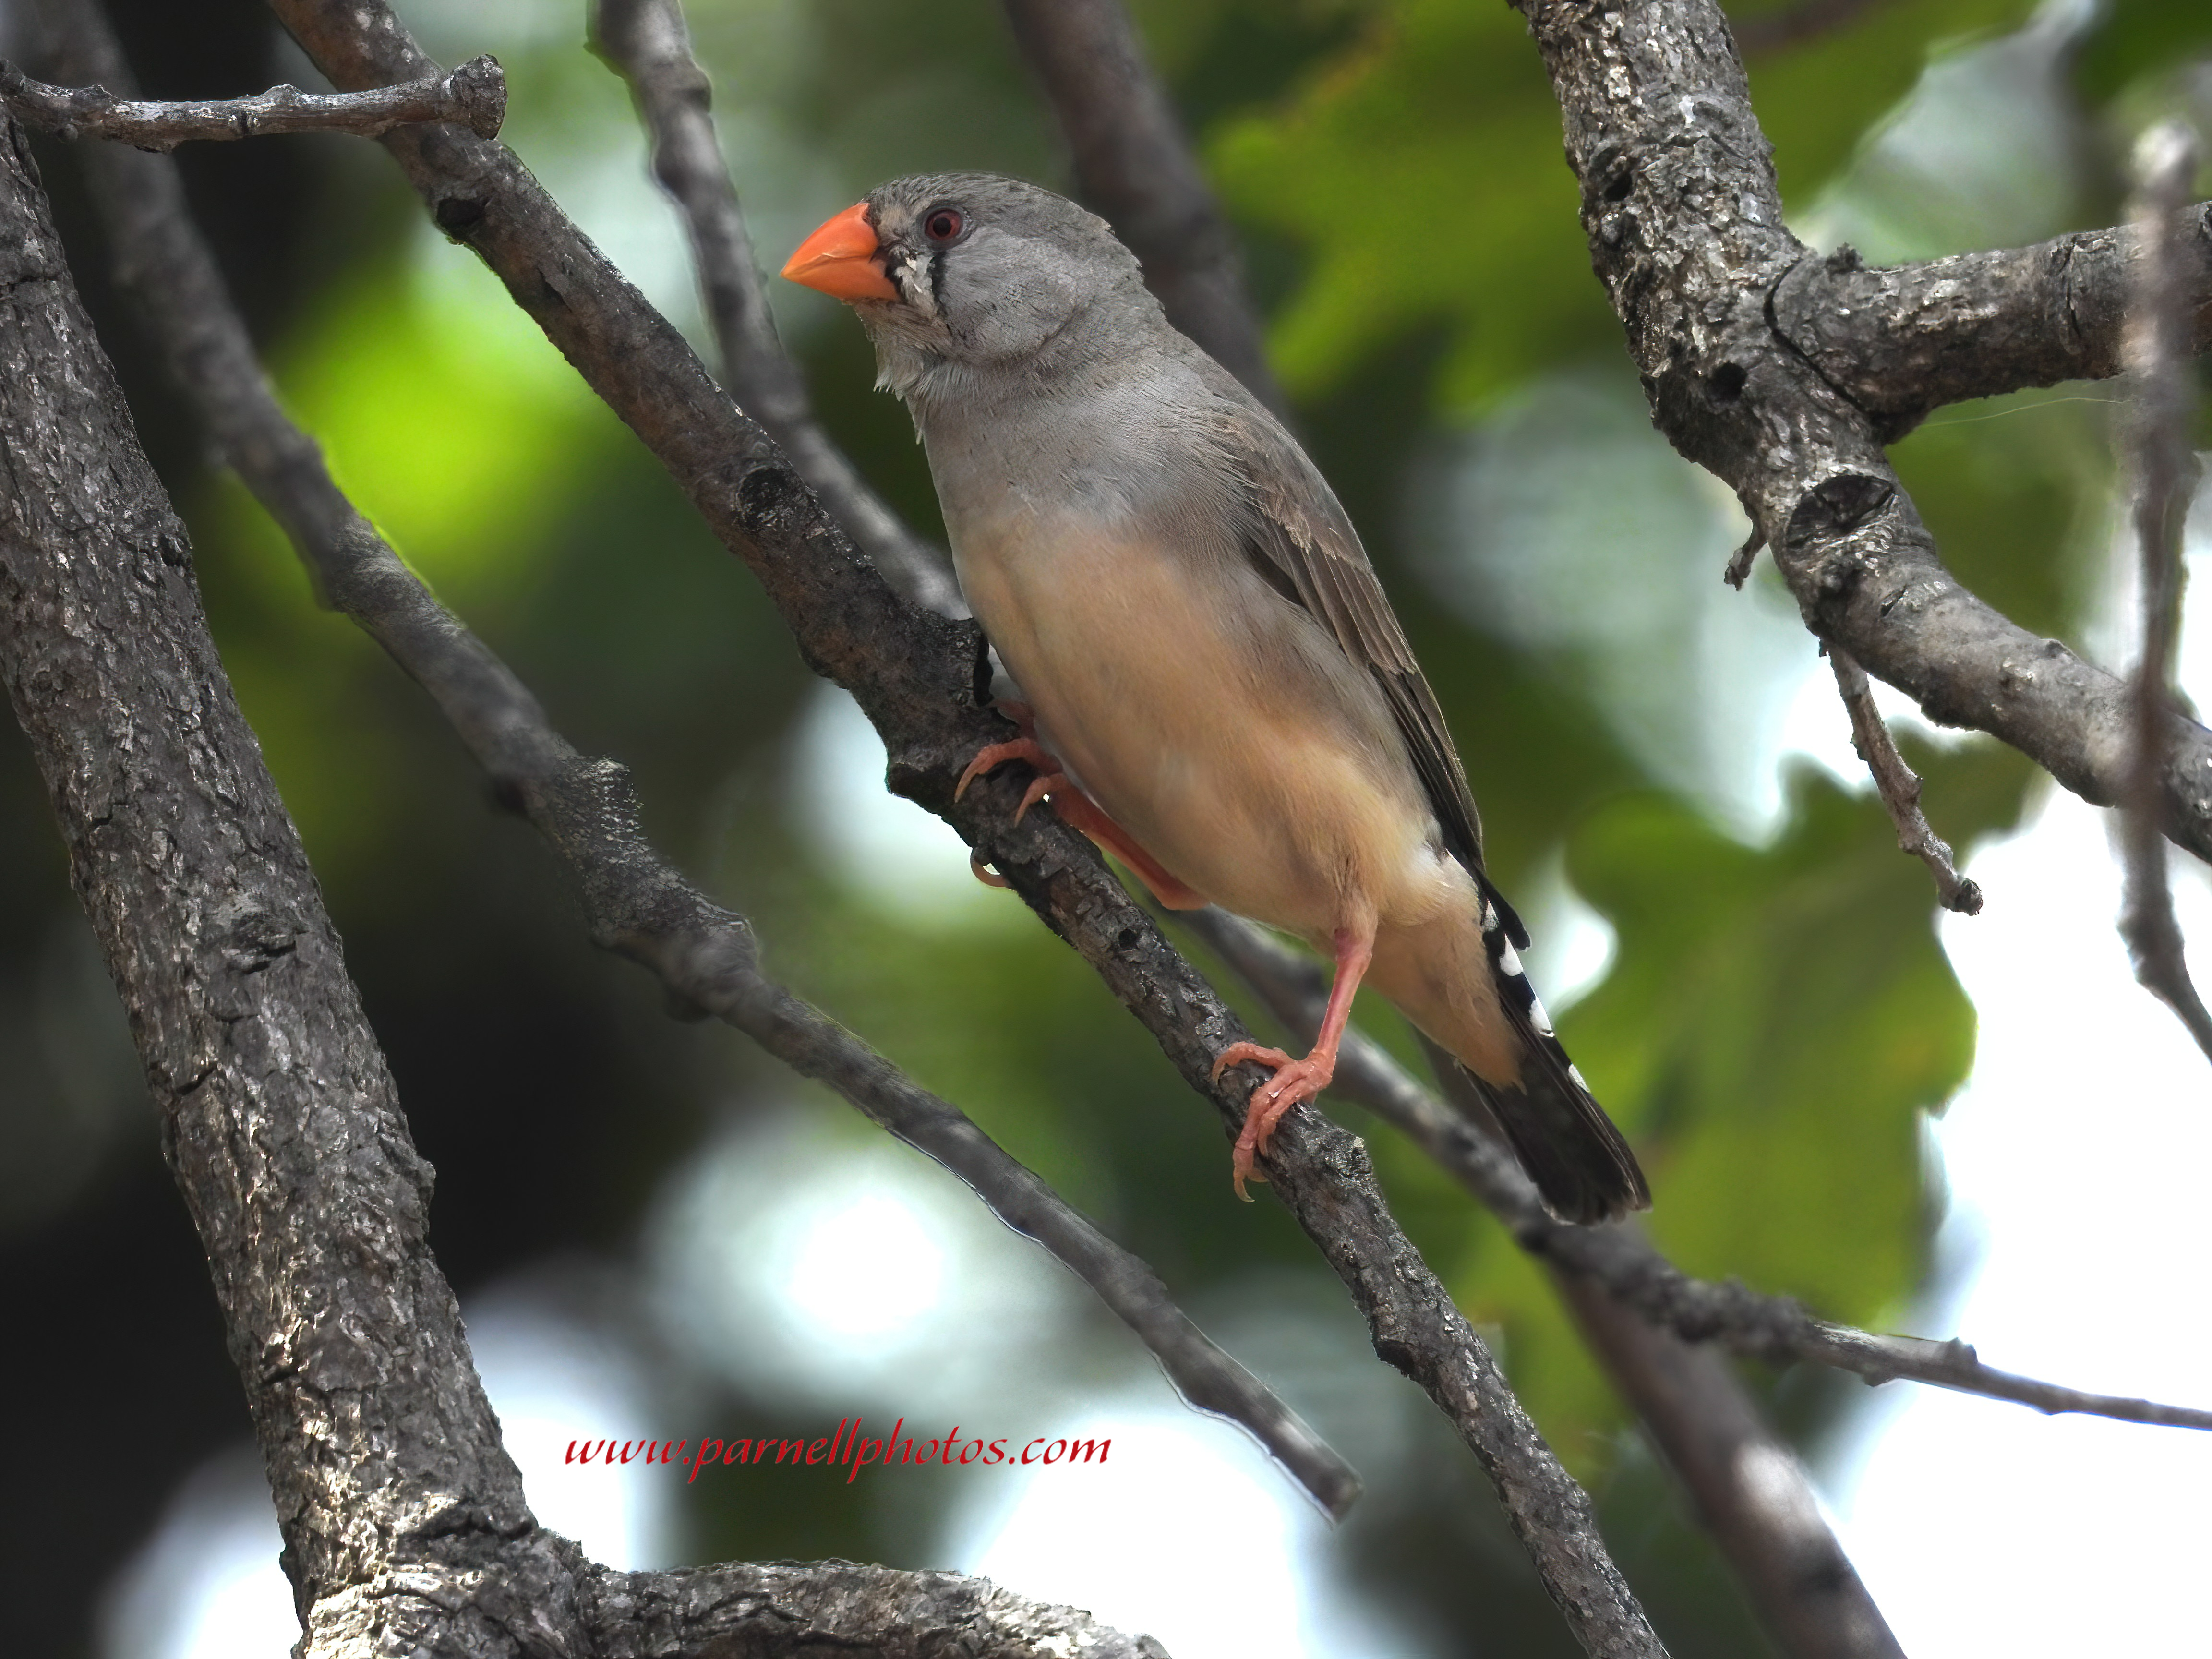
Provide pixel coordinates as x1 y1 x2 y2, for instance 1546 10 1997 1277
8 0 2209 1654
1207 0 2040 404
2080 0 2212 103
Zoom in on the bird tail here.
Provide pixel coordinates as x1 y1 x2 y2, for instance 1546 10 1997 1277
1458 1061 1649 1225
1371 876 1650 1223
1464 882 1649 1226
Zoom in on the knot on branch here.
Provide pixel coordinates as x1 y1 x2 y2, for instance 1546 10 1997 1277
213 896 304 974
1780 472 1898 604
432 193 486 236
735 459 808 539
1785 472 1895 551
449 56 508 141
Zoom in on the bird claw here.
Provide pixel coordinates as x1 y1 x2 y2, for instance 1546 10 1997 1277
1014 771 1058 823
957 734 1067 890
955 736 1058 802
1213 1041 1335 1201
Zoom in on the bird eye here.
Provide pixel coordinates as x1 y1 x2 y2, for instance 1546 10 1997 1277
922 207 965 245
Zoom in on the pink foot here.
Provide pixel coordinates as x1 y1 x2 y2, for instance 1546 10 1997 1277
956 736 1067 893
956 736 1061 810
1212 1041 1337 1201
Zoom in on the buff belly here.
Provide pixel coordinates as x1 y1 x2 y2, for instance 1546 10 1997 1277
953 517 1458 940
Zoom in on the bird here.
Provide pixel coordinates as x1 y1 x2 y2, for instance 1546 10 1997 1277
782 173 1649 1224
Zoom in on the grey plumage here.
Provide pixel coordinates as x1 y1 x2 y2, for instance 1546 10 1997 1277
819 172 1648 1223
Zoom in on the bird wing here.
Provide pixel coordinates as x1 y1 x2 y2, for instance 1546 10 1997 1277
1197 373 1650 1221
1205 391 1487 873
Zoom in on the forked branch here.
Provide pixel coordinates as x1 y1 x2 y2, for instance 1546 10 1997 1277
589 0 962 616
1517 0 2212 870
256 0 1666 1648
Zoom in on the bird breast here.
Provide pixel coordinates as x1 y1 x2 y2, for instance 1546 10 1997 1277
941 479 1461 946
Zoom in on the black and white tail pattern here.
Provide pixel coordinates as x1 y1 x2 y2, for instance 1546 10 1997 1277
1462 879 1650 1225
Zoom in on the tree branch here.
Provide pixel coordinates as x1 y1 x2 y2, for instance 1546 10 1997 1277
1185 911 1904 1659
254 3 1666 1649
2116 124 2212 1064
1515 0 2212 874
1548 1274 1905 1659
0 87 543 1636
587 0 962 616
582 1560 1173 1658
1828 645 1984 914
1185 906 2212 1434
0 53 504 147
1771 211 2212 438
28 0 1357 1523
998 0 1287 417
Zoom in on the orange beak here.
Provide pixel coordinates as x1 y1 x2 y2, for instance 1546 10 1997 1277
781 202 899 302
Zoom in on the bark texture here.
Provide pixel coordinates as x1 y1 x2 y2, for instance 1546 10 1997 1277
1771 215 2212 438
0 109 536 1620
0 52 505 148
583 1562 1174 1658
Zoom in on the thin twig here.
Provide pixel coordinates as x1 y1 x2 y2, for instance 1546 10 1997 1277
1829 644 1984 914
998 0 1287 417
2118 122 2212 1065
0 53 503 147
1722 526 1766 589
588 0 962 618
34 0 1358 1526
1184 906 2212 1433
255 4 1666 1648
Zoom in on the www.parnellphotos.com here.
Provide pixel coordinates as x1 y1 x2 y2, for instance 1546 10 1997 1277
565 1419 1115 1484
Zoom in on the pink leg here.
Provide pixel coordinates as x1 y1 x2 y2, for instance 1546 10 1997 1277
956 717 1207 910
1046 787 1208 910
1210 924 1376 1200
